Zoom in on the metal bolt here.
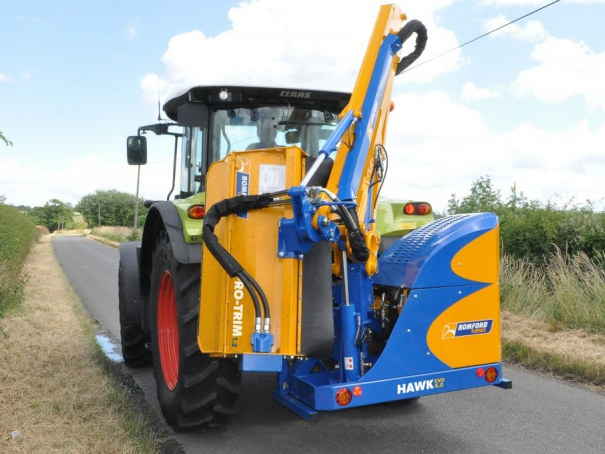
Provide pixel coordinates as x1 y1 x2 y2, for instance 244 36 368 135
407 329 411 333
298 254 304 260
427 352 430 356
278 252 285 257
322 217 330 226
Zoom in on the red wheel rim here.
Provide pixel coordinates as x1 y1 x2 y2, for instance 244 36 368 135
158 270 179 390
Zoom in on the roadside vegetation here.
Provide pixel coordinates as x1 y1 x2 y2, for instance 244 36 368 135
449 177 605 387
77 189 147 228
0 200 38 317
90 226 140 244
0 235 173 453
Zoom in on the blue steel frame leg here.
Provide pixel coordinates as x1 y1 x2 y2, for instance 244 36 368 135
274 359 319 422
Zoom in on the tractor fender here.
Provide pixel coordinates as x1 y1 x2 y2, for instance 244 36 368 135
118 241 143 325
139 201 202 311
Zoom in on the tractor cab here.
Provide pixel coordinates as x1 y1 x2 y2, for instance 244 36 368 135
128 86 349 200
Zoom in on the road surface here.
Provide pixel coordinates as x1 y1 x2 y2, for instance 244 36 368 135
53 235 605 454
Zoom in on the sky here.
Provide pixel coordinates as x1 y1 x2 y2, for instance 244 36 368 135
1 0 605 212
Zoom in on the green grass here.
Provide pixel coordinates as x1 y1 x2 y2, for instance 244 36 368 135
0 204 37 317
90 226 140 243
503 339 605 387
501 251 605 334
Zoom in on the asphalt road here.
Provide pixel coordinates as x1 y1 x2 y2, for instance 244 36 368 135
53 236 605 454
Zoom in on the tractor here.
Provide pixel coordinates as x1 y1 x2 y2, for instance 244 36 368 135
119 4 509 430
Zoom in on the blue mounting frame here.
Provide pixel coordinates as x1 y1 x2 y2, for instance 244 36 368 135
270 30 511 419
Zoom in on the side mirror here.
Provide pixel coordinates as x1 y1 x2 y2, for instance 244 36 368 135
127 136 147 165
284 130 300 144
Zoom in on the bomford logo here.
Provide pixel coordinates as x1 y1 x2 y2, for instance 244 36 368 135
442 319 493 339
279 90 311 99
235 157 250 220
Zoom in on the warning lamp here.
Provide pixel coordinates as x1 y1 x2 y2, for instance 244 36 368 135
353 386 363 397
476 368 485 378
187 205 205 219
404 203 415 215
417 203 432 215
484 367 498 384
389 101 395 112
335 388 352 406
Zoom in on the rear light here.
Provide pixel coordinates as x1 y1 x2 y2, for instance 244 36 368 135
403 203 432 216
484 367 498 383
335 388 352 406
417 203 432 215
353 386 362 397
476 367 485 378
187 205 205 219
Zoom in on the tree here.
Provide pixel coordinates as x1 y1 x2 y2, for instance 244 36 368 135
76 189 147 228
0 130 12 146
447 175 504 215
29 199 74 232
0 194 5 204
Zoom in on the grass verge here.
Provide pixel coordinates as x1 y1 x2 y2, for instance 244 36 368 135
503 340 605 387
501 311 605 390
91 226 140 243
0 236 178 453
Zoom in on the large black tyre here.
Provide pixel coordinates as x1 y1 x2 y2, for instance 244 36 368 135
118 262 152 367
150 230 242 430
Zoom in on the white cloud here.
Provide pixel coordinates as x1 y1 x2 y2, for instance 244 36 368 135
141 0 463 103
461 82 502 100
512 36 605 110
21 71 32 81
483 14 548 41
0 72 13 83
379 90 605 211
0 154 175 208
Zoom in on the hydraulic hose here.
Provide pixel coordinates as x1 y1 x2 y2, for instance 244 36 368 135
202 194 272 330
395 19 428 75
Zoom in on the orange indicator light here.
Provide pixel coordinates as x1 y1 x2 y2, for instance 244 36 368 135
187 205 205 219
335 388 352 406
485 367 498 383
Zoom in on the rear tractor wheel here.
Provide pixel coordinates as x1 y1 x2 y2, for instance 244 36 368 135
150 230 242 430
118 260 151 367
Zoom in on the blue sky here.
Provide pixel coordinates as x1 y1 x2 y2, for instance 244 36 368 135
1 0 604 211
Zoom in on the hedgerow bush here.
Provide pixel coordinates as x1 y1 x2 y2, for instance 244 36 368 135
448 176 605 264
0 203 38 316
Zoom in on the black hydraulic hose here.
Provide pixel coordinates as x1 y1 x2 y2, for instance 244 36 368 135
395 19 428 75
241 269 270 319
202 194 272 325
202 194 271 277
344 208 370 262
237 271 262 323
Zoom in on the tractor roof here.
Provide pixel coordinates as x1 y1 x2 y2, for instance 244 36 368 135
163 85 351 122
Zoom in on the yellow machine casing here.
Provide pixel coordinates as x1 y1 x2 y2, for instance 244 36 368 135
198 147 306 357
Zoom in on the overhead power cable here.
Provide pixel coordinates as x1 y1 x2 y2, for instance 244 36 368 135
402 0 561 73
